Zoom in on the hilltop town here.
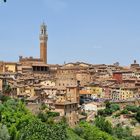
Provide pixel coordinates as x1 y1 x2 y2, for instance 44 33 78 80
0 23 140 129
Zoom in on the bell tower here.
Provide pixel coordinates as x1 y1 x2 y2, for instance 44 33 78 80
40 23 48 64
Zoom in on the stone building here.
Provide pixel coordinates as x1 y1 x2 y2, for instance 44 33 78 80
130 60 139 69
0 62 17 73
56 62 92 87
76 70 91 86
17 23 49 74
66 86 80 103
56 67 77 87
55 101 79 127
40 23 48 64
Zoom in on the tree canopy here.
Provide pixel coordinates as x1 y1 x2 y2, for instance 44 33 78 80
0 97 67 140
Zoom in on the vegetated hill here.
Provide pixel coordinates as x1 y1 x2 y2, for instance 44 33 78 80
67 128 84 140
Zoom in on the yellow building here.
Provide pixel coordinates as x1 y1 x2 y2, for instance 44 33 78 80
5 62 17 73
25 86 35 97
16 85 35 97
111 87 137 101
40 80 55 87
120 87 136 100
16 85 26 96
85 85 103 98
91 86 103 98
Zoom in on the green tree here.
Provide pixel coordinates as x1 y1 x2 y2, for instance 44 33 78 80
110 104 120 112
120 109 129 115
135 110 140 122
94 116 113 134
19 119 67 140
0 98 67 140
0 124 10 140
125 105 138 113
74 122 117 140
105 101 111 109
113 126 132 139
67 128 84 140
0 99 34 139
98 103 120 117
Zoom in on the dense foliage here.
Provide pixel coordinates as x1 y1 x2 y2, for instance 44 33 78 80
94 116 113 134
135 110 140 123
0 96 140 140
0 96 67 140
0 123 10 140
94 116 140 140
37 111 60 123
67 128 84 140
19 119 67 140
113 125 133 140
125 105 140 113
98 102 120 117
96 102 140 140
74 122 117 140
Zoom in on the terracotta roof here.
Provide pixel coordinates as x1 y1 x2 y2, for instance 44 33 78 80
55 101 77 105
79 90 91 95
26 96 39 101
41 86 57 89
66 85 77 88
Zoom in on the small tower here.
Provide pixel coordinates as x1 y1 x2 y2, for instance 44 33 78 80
40 22 48 64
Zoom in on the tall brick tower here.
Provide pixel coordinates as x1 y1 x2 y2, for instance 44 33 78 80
40 23 48 64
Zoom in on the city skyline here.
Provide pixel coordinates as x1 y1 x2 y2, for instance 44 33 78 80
0 0 140 65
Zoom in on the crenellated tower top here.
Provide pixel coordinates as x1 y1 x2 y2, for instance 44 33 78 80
40 22 48 42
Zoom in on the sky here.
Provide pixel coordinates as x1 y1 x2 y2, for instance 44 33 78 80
0 0 140 65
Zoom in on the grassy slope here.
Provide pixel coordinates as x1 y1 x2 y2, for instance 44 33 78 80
67 128 84 140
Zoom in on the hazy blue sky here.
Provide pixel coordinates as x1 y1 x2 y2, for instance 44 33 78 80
0 0 140 65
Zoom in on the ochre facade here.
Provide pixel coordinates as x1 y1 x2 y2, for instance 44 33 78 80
40 23 48 64
40 41 47 64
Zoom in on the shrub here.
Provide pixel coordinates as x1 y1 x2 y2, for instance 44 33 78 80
94 116 113 134
125 105 138 113
135 110 140 122
121 109 129 115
